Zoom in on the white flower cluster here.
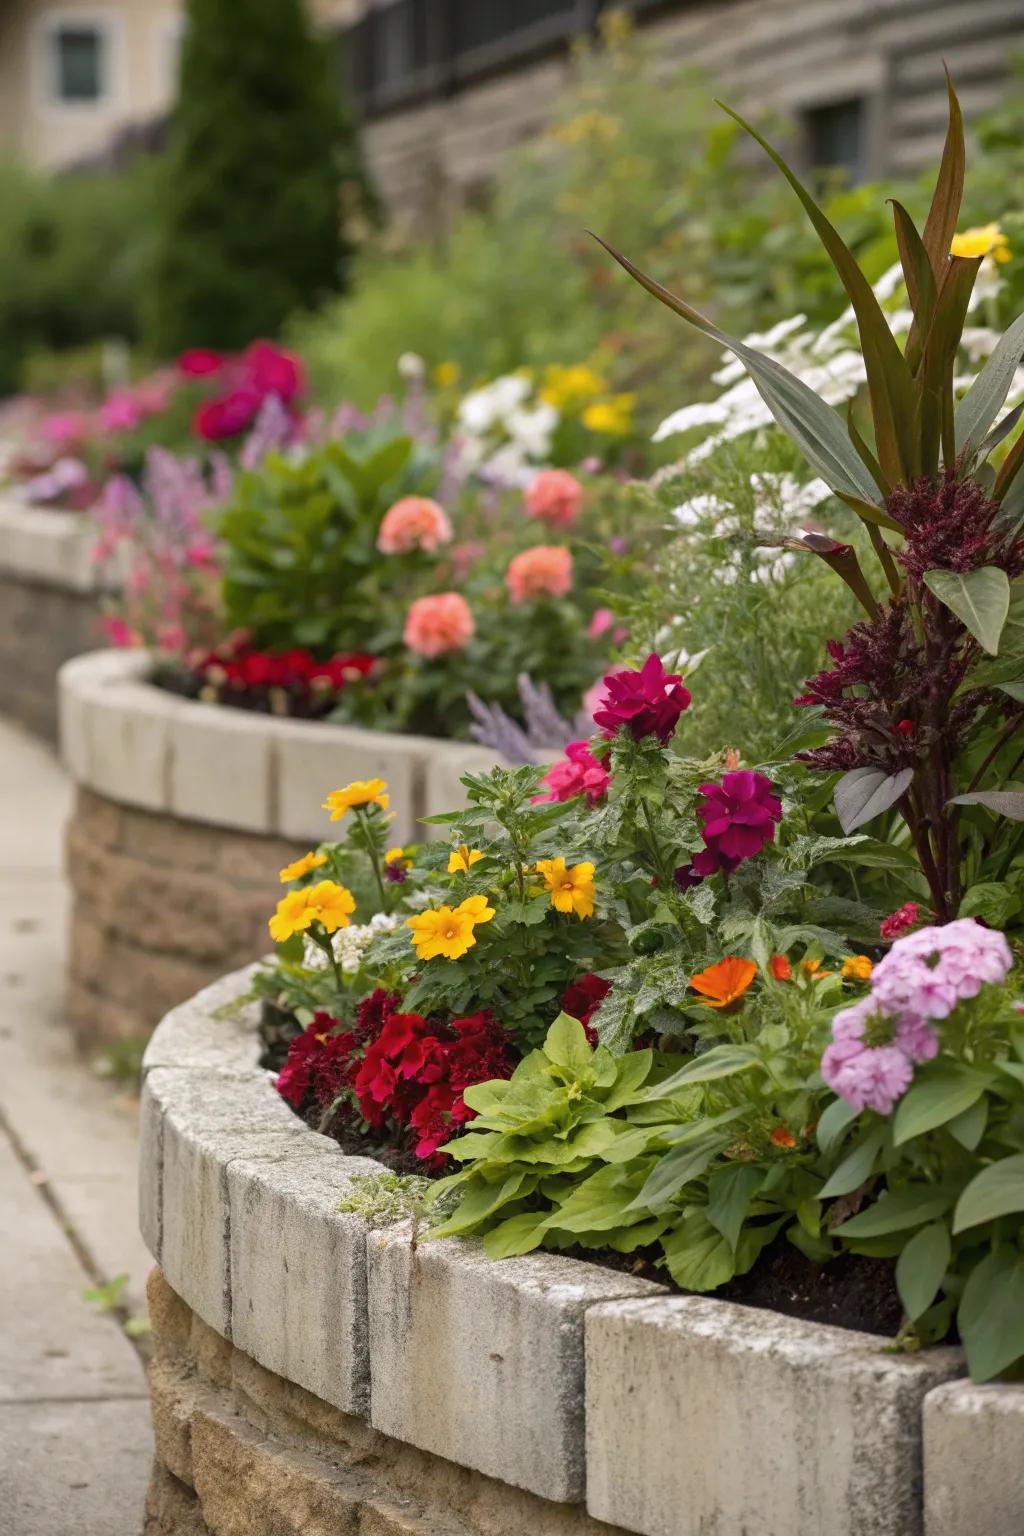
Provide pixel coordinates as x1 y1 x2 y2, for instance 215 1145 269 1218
455 373 558 486
668 471 832 587
303 911 400 974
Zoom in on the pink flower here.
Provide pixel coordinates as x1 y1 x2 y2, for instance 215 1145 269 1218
821 1035 914 1115
194 389 261 441
101 616 138 648
593 653 691 745
404 593 475 657
534 741 611 806
377 496 453 554
506 545 573 603
524 469 584 528
100 391 144 434
40 412 88 447
871 918 1013 1021
880 901 920 939
178 348 224 378
697 771 782 863
589 607 615 640
242 340 304 402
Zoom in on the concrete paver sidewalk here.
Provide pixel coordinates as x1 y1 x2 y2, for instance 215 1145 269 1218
0 717 152 1535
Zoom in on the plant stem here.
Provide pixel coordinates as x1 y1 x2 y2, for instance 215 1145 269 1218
357 807 388 909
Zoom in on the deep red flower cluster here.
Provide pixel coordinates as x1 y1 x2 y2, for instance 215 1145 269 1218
183 340 306 442
184 643 376 718
675 771 782 890
561 973 611 1045
275 990 516 1165
887 471 1022 583
593 654 691 745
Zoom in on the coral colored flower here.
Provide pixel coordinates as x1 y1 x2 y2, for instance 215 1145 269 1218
268 880 355 942
842 955 874 982
506 545 573 604
323 778 390 820
950 223 1011 263
524 469 585 528
534 741 611 806
593 654 691 745
404 592 475 657
770 955 792 981
535 858 596 919
279 850 327 883
697 771 782 864
406 896 495 961
448 845 483 874
880 902 920 939
690 957 757 1008
178 348 224 377
770 1125 797 1148
377 496 454 554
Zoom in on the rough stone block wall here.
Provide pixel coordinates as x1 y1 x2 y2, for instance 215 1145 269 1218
0 573 101 741
144 1268 628 1536
66 788 306 1051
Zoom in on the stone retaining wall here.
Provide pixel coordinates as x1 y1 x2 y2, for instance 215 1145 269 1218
138 971 1024 1536
60 650 497 1049
0 500 105 740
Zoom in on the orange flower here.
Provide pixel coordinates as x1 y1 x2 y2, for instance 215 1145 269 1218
801 958 832 978
841 954 873 982
769 954 791 981
770 1125 797 1149
689 957 756 1008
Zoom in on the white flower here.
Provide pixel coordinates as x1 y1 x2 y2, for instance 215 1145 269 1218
506 401 557 457
302 912 399 974
397 352 425 380
669 494 731 528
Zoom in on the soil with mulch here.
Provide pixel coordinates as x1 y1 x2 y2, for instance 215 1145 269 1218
262 1002 904 1337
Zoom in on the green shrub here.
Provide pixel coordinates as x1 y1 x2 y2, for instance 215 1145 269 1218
146 0 370 355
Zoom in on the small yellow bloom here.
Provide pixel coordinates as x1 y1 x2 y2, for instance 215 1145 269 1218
448 844 484 874
268 880 355 943
385 846 412 869
434 361 461 388
322 778 390 821
535 858 596 920
582 393 635 436
278 850 327 884
406 894 495 961
950 223 1011 263
540 363 606 411
842 954 874 982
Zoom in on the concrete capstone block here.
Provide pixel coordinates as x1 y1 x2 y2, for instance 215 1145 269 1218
585 1295 964 1536
924 1378 1024 1536
142 965 263 1075
367 1226 665 1503
421 742 500 841
170 705 275 833
274 715 425 844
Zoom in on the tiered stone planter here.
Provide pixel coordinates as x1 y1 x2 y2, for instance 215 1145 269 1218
137 970 1024 1536
0 497 107 739
60 650 497 1051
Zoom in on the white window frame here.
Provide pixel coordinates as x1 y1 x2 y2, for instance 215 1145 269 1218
152 12 184 100
34 10 124 114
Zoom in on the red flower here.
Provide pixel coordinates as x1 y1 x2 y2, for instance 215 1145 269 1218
242 340 305 402
592 654 691 745
674 847 738 891
769 955 792 981
534 741 611 806
178 348 224 377
770 1125 797 1148
194 388 261 441
880 901 920 940
276 1011 341 1107
697 771 782 864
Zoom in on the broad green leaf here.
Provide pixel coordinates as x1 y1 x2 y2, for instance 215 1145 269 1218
958 1249 1024 1382
833 1185 953 1238
816 1096 860 1157
642 1043 760 1101
893 1065 991 1146
482 1211 549 1258
593 236 886 510
626 1134 730 1215
953 1152 1024 1233
706 1163 765 1252
660 1211 738 1292
544 1012 594 1075
955 312 1024 453
819 1124 885 1199
834 765 914 834
950 791 1024 822
958 881 1021 928
923 567 1010 655
547 1162 652 1234
426 1172 532 1240
947 1094 989 1152
896 1221 951 1320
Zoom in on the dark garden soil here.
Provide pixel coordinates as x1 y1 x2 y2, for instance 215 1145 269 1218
262 1003 905 1339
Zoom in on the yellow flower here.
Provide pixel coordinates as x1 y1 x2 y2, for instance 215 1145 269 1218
448 844 484 874
322 778 390 821
434 361 461 388
540 363 606 412
406 894 495 961
535 858 596 919
278 850 327 884
268 880 355 943
842 954 874 982
385 846 412 869
552 110 621 146
582 393 635 436
950 223 1011 263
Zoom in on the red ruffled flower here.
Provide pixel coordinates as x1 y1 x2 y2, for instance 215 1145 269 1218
194 388 262 441
276 1011 342 1108
561 973 611 1046
242 340 305 403
880 901 920 940
592 654 691 745
178 348 225 378
697 771 782 863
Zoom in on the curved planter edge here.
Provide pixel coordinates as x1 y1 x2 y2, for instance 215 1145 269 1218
59 648 499 843
138 974 1009 1536
0 497 102 592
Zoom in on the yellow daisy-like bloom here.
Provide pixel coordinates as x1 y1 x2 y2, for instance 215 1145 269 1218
448 844 484 874
535 858 596 920
406 894 495 961
268 880 355 944
841 954 874 982
950 223 1011 263
540 363 606 411
322 778 390 821
278 850 327 884
385 846 413 869
582 393 636 436
434 361 461 388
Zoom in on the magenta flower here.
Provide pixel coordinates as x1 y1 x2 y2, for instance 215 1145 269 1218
697 771 782 863
592 654 691 745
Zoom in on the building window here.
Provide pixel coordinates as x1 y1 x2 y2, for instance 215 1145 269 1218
50 21 108 104
803 98 865 183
